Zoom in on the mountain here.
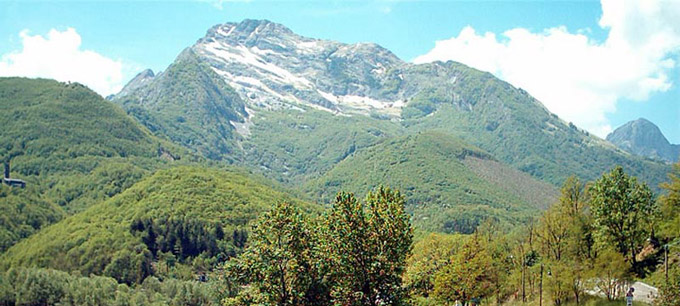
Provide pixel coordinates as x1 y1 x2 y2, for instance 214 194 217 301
0 77 187 252
0 166 312 284
116 19 668 187
305 131 558 233
606 118 679 163
114 20 671 232
115 50 248 161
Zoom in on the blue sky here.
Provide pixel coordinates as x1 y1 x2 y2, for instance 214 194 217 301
0 0 678 143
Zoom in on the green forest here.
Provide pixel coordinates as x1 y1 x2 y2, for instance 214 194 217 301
1 164 679 306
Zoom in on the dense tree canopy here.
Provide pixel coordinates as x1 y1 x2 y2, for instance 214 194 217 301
589 166 657 268
432 237 495 305
659 162 680 240
225 202 324 306
225 187 413 306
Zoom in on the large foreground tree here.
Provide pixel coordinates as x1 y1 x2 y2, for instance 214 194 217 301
589 166 656 267
226 187 413 306
324 187 413 306
224 202 326 306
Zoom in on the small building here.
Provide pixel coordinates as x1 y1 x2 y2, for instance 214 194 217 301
3 162 26 188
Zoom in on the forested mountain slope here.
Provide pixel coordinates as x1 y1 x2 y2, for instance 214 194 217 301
0 166 312 284
0 77 187 252
305 131 558 233
396 61 670 187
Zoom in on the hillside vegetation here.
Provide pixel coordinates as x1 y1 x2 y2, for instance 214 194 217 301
242 107 402 184
234 165 679 306
305 131 558 233
0 77 187 251
0 166 312 284
0 267 224 305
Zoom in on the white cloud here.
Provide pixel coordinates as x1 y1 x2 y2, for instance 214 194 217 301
0 28 124 96
414 0 680 138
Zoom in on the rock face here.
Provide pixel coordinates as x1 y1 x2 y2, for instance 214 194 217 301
193 19 407 115
607 118 679 163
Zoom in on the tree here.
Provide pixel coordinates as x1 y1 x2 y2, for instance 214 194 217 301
433 237 494 305
11 268 70 306
590 248 630 301
536 177 593 305
62 275 118 306
559 177 595 262
659 162 680 240
226 202 325 306
476 221 515 304
565 258 588 305
404 233 464 298
560 176 587 215
655 163 680 306
324 187 413 306
589 166 656 268
544 260 570 306
103 245 153 285
535 204 570 261
509 222 538 303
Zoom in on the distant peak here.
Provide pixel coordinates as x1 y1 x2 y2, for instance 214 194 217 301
608 118 665 138
607 118 678 162
615 118 662 133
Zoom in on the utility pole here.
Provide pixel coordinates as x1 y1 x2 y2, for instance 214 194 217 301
521 262 526 303
518 246 525 303
539 263 543 306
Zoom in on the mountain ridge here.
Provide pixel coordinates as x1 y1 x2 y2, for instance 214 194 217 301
192 19 407 115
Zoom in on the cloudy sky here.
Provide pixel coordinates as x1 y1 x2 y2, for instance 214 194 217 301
0 0 678 142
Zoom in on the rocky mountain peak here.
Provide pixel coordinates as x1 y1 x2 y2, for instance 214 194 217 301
235 19 293 35
191 19 407 115
607 118 679 162
199 19 301 48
